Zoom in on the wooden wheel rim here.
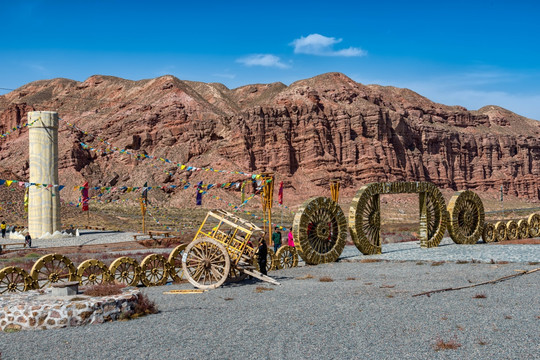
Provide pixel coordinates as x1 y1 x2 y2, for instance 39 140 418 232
293 197 347 264
140 254 169 287
30 254 77 289
528 213 540 237
506 220 518 240
494 221 506 242
275 245 299 269
447 190 485 244
77 259 110 286
517 219 529 239
181 238 231 290
167 244 187 282
0 266 33 293
482 223 496 243
109 257 141 286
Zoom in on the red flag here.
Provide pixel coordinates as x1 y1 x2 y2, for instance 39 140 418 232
278 181 284 205
81 181 89 211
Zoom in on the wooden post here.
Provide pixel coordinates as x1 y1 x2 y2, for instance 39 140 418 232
140 198 147 234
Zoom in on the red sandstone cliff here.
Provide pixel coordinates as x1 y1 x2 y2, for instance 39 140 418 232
0 72 539 204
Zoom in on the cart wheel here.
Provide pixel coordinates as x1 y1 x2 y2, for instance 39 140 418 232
275 246 299 269
140 254 169 287
0 266 34 293
494 221 506 242
482 223 496 243
77 259 110 286
506 220 518 240
528 213 540 237
182 237 231 290
30 254 77 289
167 244 187 282
268 248 277 271
109 257 141 287
227 267 248 283
517 219 529 239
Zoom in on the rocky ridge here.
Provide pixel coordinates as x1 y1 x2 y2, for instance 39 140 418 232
0 72 539 205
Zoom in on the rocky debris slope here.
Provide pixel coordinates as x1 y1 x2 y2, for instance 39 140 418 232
0 72 539 204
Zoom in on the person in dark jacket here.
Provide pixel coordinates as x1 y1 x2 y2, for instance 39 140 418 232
272 227 282 253
257 234 268 276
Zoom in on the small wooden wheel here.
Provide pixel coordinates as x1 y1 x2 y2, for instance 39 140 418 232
268 248 277 271
30 254 77 289
0 267 34 293
167 244 187 282
226 267 248 283
506 220 518 240
517 219 529 239
275 246 299 269
482 223 496 243
181 237 231 290
109 257 141 286
528 213 540 237
77 259 110 286
140 254 169 287
494 221 506 242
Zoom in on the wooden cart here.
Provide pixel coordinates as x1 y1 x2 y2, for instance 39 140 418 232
181 210 280 289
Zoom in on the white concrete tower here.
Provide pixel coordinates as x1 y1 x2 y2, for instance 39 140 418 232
28 111 61 238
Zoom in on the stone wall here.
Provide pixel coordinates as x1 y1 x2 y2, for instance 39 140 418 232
0 288 140 331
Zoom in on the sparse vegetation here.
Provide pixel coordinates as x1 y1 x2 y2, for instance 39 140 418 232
296 274 314 280
319 277 334 282
346 277 356 281
254 286 274 293
433 336 462 351
431 261 445 266
224 297 234 301
360 258 382 263
473 293 487 299
83 283 126 297
477 338 488 346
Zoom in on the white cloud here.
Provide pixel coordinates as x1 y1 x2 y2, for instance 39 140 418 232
291 34 366 57
236 54 289 69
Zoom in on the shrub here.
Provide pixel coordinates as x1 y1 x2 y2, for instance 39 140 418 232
83 283 126 297
433 336 461 351
131 293 158 318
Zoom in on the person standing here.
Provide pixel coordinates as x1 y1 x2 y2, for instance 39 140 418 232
272 227 282 253
288 230 295 247
257 234 268 276
24 232 32 248
0 221 6 239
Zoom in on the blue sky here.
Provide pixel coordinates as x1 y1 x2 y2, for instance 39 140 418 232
1 0 540 119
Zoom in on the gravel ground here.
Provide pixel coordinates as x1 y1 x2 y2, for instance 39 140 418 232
1 259 539 359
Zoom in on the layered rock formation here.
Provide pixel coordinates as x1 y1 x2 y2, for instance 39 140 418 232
0 72 539 204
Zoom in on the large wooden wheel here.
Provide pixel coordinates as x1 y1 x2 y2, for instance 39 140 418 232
77 259 110 286
0 266 34 293
167 244 187 282
447 190 485 244
528 213 540 237
140 254 169 287
275 245 299 269
109 257 140 286
517 219 529 239
494 221 506 242
293 197 347 264
30 254 77 289
482 223 496 243
181 237 231 290
506 220 518 240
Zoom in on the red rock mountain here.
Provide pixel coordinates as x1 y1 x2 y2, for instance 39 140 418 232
0 72 539 205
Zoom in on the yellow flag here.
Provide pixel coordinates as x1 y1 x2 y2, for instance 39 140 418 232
6 180 12 187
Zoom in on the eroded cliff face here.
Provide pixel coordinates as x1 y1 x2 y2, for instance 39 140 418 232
1 72 539 203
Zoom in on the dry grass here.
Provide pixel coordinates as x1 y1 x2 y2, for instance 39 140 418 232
380 284 395 288
346 277 356 281
473 294 487 299
254 286 274 293
504 315 513 319
319 277 334 282
529 261 539 265
224 297 234 301
296 274 314 280
128 293 159 319
431 261 445 266
360 258 382 263
83 283 126 297
456 260 469 264
477 338 488 346
433 337 462 351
